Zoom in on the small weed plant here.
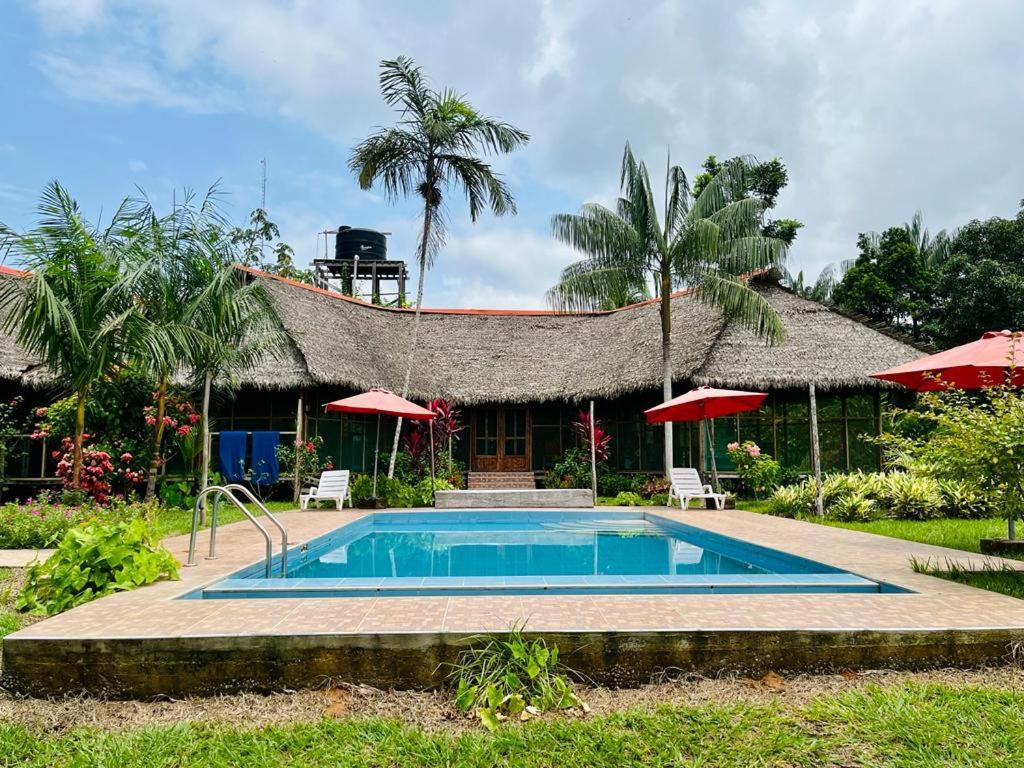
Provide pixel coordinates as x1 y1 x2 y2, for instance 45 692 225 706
447 621 584 731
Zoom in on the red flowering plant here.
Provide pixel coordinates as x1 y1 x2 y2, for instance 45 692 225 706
276 434 333 486
572 410 612 462
546 411 613 489
401 398 465 484
144 393 202 479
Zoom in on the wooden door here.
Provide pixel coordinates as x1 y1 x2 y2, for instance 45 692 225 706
471 406 531 471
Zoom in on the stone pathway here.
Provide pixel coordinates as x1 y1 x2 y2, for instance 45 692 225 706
0 549 52 568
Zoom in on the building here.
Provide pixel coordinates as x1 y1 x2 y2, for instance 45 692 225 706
0 264 923 484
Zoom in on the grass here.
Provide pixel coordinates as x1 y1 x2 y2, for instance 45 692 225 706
0 682 1022 766
0 567 24 639
824 517 1015 556
911 556 1024 600
153 500 299 538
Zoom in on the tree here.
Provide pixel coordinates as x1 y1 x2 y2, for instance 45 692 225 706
925 204 1024 346
0 182 130 488
547 144 788 475
229 208 310 282
188 228 283 507
350 56 529 476
832 227 936 340
693 155 804 245
117 190 218 499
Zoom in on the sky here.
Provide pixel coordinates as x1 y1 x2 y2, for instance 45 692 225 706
1 0 1022 308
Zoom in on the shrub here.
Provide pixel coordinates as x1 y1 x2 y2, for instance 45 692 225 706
383 476 418 508
765 483 813 518
938 479 996 520
727 441 784 498
0 495 142 548
277 434 334 486
17 518 179 615
878 472 944 520
612 491 644 507
598 473 631 497
828 492 882 522
413 477 455 506
349 473 375 504
447 621 582 731
649 492 669 507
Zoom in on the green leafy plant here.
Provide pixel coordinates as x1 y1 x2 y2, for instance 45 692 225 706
876 472 943 520
938 479 996 520
727 441 785 498
598 473 631 497
765 482 814 518
277 435 334 486
17 517 179 615
828 492 881 522
613 491 644 507
447 621 583 731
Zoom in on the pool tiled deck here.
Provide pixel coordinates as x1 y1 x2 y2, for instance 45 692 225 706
5 507 1024 695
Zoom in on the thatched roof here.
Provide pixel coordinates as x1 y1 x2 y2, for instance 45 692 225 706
246 269 923 402
0 263 924 400
0 268 44 383
691 284 925 391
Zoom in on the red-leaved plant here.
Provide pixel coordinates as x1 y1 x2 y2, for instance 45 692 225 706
572 410 612 463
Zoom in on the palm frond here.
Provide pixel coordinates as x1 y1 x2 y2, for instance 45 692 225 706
693 273 786 344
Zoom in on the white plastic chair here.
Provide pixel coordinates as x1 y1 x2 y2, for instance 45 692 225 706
667 468 725 510
299 470 352 510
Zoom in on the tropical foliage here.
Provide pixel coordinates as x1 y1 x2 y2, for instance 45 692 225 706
727 440 791 498
547 144 788 473
17 517 178 615
350 56 529 477
448 622 582 731
0 182 133 488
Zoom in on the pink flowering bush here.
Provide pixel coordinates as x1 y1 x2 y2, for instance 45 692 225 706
727 440 784 498
0 492 141 548
276 434 334 486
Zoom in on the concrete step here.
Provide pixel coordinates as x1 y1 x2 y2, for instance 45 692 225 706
467 472 537 490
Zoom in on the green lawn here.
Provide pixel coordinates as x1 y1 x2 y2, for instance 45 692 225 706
0 682 1021 766
824 517 1014 556
154 500 299 538
0 567 24 639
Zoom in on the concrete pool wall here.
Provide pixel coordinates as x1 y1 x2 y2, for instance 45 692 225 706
4 507 1024 697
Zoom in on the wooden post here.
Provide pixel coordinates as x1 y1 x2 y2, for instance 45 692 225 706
589 400 598 502
429 420 437 505
809 383 824 517
697 420 706 480
292 389 304 504
708 418 719 490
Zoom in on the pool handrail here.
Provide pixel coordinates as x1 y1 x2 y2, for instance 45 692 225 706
222 483 288 577
185 486 276 578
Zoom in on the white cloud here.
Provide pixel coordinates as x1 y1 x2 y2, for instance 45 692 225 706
32 0 106 33
37 53 235 113
128 159 147 172
21 0 1024 302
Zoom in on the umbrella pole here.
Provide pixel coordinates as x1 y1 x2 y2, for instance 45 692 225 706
428 420 436 505
372 413 381 498
708 418 719 490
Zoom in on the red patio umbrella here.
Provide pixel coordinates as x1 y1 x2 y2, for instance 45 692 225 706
325 388 436 498
645 386 768 488
870 330 1024 391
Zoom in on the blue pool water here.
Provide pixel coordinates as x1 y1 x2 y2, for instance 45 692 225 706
191 511 899 598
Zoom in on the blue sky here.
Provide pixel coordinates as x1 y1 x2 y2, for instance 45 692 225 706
2 1 1023 307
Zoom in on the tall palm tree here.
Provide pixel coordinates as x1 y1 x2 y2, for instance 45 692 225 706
350 56 529 478
548 144 788 475
116 190 218 499
0 182 131 487
189 234 283 508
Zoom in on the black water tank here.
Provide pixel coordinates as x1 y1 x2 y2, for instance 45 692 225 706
335 226 387 261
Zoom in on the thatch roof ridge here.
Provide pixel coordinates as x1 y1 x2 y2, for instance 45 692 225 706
692 283 923 391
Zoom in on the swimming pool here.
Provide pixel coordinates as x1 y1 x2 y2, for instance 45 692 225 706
190 511 898 598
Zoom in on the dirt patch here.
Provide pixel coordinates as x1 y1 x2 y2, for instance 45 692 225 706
0 567 46 634
1 666 1023 735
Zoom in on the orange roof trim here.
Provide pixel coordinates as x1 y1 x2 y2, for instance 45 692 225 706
236 265 716 317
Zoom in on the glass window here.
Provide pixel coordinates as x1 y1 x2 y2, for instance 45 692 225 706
476 408 498 456
504 408 527 456
848 421 881 471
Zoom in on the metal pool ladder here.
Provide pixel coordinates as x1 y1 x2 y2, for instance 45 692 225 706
185 485 289 578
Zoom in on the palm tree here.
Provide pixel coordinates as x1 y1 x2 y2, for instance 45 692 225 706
189 234 283 509
0 182 130 487
116 190 218 499
548 144 788 475
349 56 529 478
